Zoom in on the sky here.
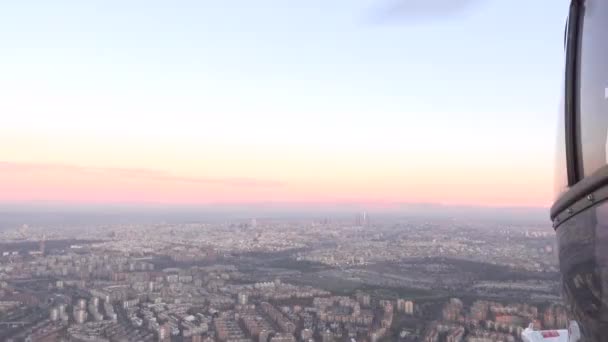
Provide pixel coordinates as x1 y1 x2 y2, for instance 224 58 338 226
0 0 569 208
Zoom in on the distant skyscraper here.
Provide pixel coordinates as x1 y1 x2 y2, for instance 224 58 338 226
251 218 257 228
74 309 87 324
405 301 414 315
19 224 28 239
158 323 170 341
355 212 369 227
39 233 46 255
238 293 248 305
50 307 59 321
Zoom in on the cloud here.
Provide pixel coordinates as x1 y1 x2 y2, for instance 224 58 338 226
0 161 284 188
369 0 484 23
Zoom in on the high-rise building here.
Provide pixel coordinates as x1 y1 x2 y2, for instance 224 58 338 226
39 234 46 255
49 307 59 321
300 329 313 340
355 212 369 227
238 293 248 305
158 323 170 341
405 301 414 315
397 299 406 312
356 293 371 307
74 309 87 324
77 299 86 310
19 224 28 239
259 330 272 342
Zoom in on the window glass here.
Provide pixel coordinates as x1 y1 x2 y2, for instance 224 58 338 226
557 200 608 339
579 0 608 177
555 95 568 199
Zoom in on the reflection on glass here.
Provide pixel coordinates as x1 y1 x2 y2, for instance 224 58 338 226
557 200 608 341
555 95 568 199
579 0 608 177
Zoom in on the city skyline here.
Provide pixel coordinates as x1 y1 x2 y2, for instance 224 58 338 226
0 0 569 208
0 212 562 341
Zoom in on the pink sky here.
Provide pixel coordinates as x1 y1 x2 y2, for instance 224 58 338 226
0 116 554 209
0 157 553 208
0 0 565 210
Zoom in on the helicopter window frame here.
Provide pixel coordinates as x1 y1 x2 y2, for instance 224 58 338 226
551 0 608 224
551 0 587 221
565 0 583 186
575 0 608 182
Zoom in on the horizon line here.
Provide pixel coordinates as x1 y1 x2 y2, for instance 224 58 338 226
0 200 550 211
